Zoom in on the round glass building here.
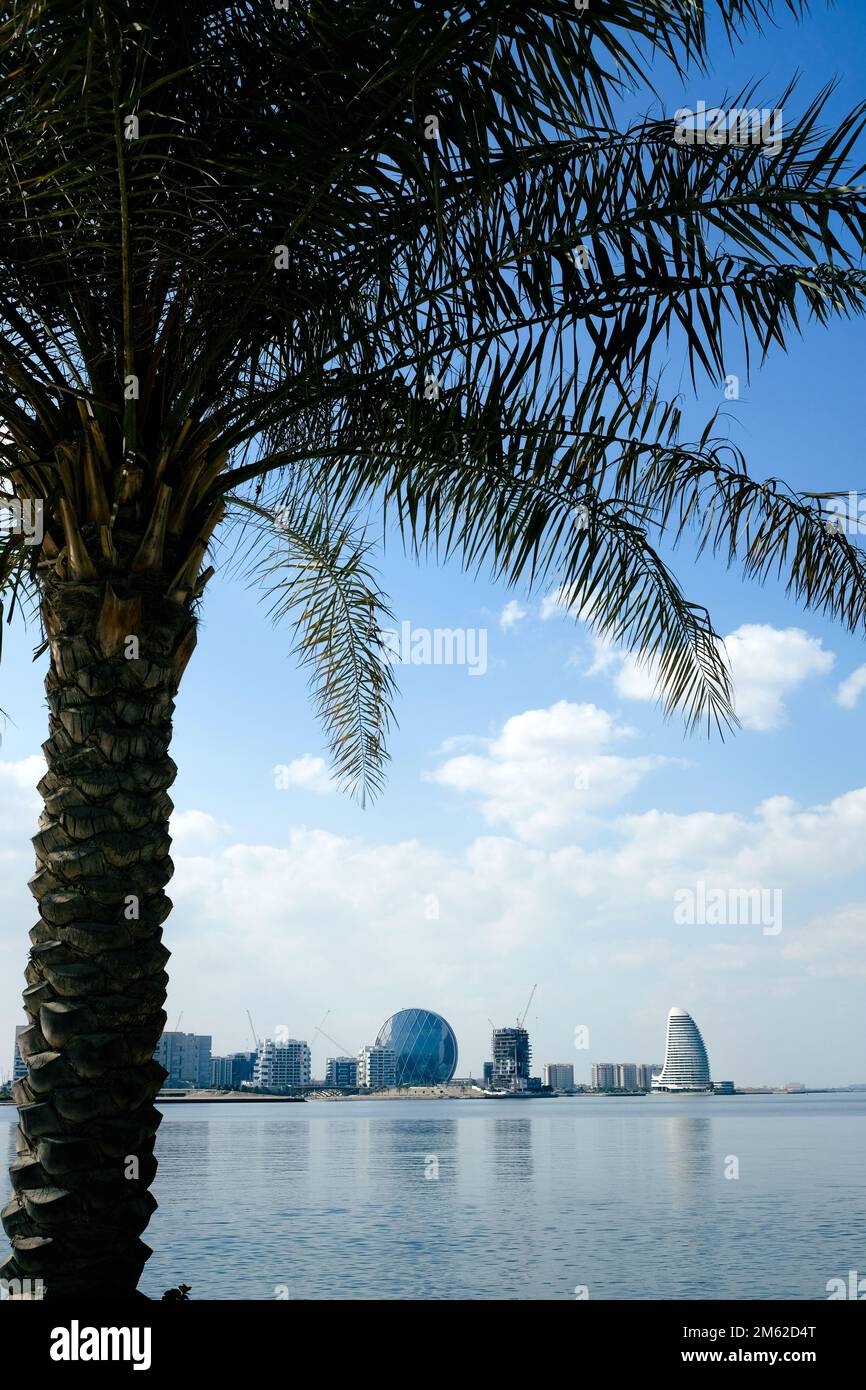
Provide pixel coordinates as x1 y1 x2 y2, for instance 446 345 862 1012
375 1008 458 1086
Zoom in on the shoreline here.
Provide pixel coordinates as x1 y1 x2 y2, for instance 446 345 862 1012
0 1087 849 1107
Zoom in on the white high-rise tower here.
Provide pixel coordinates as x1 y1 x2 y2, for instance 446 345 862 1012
652 1007 712 1092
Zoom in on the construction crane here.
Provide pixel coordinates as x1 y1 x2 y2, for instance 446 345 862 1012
311 1011 353 1057
246 1010 260 1051
172 1011 183 1033
518 984 537 1029
313 1010 330 1041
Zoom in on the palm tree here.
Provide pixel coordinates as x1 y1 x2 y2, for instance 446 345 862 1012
2 0 865 1299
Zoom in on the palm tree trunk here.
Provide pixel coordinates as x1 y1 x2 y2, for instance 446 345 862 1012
1 569 196 1299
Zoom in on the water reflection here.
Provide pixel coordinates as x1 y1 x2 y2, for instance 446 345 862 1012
489 1114 534 1183
0 1096 860 1301
371 1117 459 1186
663 1114 714 1188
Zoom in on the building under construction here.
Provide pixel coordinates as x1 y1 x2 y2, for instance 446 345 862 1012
491 1026 532 1090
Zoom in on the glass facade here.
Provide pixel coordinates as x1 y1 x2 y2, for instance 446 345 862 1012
375 1008 458 1086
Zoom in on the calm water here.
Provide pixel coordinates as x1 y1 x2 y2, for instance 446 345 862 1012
2 1093 864 1300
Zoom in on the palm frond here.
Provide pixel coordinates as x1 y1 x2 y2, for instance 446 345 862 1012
634 444 866 631
226 492 397 804
0 0 863 774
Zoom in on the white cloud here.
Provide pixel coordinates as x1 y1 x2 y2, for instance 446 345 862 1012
156 780 866 1073
781 904 866 978
540 584 591 622
722 626 834 730
0 755 43 833
436 733 490 754
274 754 335 794
603 650 658 702
171 809 226 846
586 624 834 731
3 739 866 1082
428 699 668 843
499 599 528 632
612 787 866 896
835 663 866 710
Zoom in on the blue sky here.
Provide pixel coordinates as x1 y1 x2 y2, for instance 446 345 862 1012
2 2 866 1086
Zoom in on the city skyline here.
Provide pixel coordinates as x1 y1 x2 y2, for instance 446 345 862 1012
4 979 866 1090
9 1002 858 1093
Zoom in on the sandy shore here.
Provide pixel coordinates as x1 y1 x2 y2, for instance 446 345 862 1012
155 1091 307 1102
153 1086 508 1102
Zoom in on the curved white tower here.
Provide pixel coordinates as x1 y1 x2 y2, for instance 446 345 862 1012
652 1007 712 1092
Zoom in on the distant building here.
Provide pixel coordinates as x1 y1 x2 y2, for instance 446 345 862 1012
593 1061 661 1090
491 1027 531 1089
254 1039 311 1090
358 1045 396 1090
636 1063 662 1089
652 1008 712 1092
154 1032 212 1088
211 1051 256 1088
374 1008 458 1086
714 1080 736 1095
543 1063 574 1091
237 1051 257 1084
784 1082 805 1093
325 1056 358 1088
482 1062 493 1085
211 1056 231 1088
12 1026 26 1082
592 1062 616 1089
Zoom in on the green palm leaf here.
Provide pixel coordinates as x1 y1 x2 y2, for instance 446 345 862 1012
0 0 864 780
226 491 397 803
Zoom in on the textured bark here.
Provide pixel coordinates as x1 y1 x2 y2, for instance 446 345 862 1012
1 571 196 1299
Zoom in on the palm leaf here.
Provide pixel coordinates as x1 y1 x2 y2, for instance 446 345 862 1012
226 491 397 803
0 0 864 790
